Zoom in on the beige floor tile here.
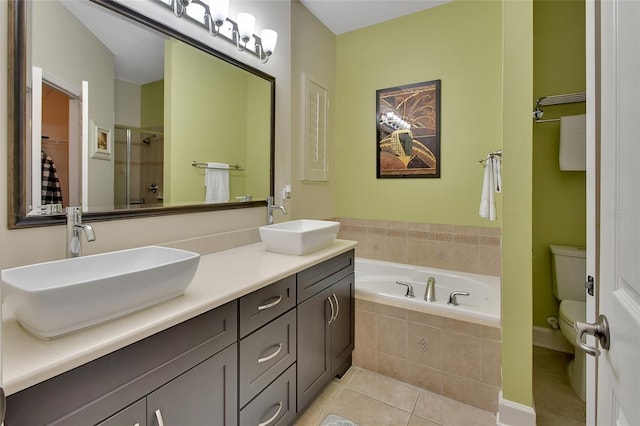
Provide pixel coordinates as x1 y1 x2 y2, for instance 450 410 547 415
408 415 441 426
536 409 587 426
412 391 449 424
533 371 585 422
533 346 573 378
294 381 345 426
347 369 420 412
324 388 412 425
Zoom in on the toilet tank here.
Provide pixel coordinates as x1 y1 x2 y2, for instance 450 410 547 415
550 244 587 302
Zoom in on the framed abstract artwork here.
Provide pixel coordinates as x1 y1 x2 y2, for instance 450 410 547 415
376 79 441 178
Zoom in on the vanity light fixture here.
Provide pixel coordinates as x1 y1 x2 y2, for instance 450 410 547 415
165 0 278 63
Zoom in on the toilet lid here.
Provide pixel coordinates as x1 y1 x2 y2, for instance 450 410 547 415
559 300 586 323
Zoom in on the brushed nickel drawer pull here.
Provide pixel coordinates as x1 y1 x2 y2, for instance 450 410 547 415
327 296 335 324
257 296 282 311
154 409 165 426
258 343 283 363
258 401 283 426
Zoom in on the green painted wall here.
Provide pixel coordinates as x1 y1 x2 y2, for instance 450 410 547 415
245 76 272 200
141 80 164 129
164 40 270 204
532 0 586 329
335 1 503 227
502 0 534 407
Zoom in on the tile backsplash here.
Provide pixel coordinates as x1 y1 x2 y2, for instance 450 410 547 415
335 218 501 276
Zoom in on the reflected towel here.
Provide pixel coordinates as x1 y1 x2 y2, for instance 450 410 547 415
559 114 586 171
205 162 229 203
479 155 501 221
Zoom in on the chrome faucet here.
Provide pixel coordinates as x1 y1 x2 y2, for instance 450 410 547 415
266 196 287 225
424 277 436 302
66 207 96 258
447 291 470 306
396 280 415 298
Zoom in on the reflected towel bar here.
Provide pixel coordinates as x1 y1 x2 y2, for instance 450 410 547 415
191 161 244 171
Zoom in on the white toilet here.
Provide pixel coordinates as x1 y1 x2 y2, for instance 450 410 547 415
550 244 586 402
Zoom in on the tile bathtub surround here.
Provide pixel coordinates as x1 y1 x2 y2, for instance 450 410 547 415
352 299 502 413
335 218 501 277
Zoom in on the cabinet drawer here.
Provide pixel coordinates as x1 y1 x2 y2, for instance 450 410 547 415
239 275 296 338
96 399 145 426
239 309 297 407
297 250 354 302
239 363 297 426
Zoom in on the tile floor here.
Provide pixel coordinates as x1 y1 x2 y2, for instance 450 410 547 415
533 346 586 426
294 366 496 426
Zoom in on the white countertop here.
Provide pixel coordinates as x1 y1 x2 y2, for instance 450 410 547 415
2 240 357 396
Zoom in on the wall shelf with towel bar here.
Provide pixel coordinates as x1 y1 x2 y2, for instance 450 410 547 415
533 92 586 123
191 161 244 171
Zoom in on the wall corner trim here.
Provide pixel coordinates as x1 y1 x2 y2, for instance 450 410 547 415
497 391 537 426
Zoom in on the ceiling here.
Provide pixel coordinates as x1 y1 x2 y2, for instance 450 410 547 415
298 0 454 35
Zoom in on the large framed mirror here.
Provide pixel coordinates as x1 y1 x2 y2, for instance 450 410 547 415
8 0 275 228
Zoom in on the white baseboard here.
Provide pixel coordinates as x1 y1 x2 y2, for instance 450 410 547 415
532 325 574 353
496 391 536 426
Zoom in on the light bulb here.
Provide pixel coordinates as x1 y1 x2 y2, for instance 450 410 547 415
237 13 255 42
260 29 278 55
209 0 228 25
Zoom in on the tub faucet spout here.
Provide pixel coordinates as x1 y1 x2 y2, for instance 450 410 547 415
424 277 436 302
396 280 415 298
447 291 470 306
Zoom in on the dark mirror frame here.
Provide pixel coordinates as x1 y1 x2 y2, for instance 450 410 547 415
7 0 275 229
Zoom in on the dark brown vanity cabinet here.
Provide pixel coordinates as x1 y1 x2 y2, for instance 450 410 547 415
5 301 239 426
4 249 354 426
296 250 355 412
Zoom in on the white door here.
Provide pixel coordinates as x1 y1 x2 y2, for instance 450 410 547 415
588 0 640 424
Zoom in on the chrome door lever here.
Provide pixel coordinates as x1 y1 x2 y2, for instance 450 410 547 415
574 314 610 357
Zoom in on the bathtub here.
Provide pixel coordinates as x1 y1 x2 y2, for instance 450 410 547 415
355 258 501 327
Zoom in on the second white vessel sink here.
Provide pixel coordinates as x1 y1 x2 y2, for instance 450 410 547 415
1 246 200 339
259 219 340 255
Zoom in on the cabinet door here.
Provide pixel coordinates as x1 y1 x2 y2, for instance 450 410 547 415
296 286 332 411
146 344 237 426
331 274 355 377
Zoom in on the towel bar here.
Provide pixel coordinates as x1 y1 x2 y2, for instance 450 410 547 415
191 161 244 171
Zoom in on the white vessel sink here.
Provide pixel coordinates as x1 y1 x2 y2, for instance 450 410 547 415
1 246 200 339
259 220 340 255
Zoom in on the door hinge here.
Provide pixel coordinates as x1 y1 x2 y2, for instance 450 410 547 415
585 275 595 296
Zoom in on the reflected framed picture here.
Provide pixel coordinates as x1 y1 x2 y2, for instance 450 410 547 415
91 122 112 160
376 79 441 178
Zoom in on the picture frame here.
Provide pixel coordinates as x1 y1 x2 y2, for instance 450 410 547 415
376 79 441 178
91 122 112 160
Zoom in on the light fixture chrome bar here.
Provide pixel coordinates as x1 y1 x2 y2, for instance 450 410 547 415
162 0 275 63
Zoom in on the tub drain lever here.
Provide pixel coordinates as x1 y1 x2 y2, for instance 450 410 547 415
395 280 415 298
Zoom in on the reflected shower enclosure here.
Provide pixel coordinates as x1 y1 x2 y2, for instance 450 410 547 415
114 127 164 209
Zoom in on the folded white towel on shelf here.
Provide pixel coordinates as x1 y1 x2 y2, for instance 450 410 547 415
479 154 501 221
205 162 230 203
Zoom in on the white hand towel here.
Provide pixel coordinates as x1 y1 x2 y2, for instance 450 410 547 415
205 162 229 203
479 155 501 221
559 114 586 171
